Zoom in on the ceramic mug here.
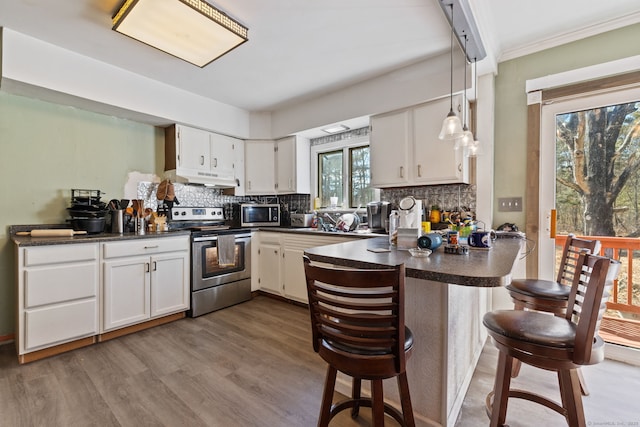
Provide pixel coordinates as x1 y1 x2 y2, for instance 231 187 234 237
418 232 443 250
468 231 492 248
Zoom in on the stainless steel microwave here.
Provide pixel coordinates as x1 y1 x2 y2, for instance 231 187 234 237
231 203 280 227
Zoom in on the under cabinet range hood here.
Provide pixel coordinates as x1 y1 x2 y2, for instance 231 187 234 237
164 169 239 188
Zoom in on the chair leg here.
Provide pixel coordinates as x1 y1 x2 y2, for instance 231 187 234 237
318 365 337 427
490 350 514 427
577 368 589 396
397 372 416 427
351 378 362 418
558 369 586 427
371 379 385 427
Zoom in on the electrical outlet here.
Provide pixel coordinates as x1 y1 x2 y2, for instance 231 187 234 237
498 197 522 212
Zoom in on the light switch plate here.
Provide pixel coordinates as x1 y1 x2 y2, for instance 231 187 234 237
498 197 522 212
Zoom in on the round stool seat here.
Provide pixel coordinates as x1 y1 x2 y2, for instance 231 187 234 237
507 279 571 300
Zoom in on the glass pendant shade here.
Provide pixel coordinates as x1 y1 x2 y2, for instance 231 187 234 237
455 126 474 150
439 110 464 140
467 139 483 157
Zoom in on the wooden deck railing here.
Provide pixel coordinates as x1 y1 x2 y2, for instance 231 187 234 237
556 234 640 316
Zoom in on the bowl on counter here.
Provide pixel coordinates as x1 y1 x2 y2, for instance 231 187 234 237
408 247 432 258
70 217 105 234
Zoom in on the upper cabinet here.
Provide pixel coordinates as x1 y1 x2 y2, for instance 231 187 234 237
165 124 241 188
275 136 310 195
244 136 310 195
370 94 469 187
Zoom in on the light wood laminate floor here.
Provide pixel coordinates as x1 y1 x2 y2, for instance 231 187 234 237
1 296 638 426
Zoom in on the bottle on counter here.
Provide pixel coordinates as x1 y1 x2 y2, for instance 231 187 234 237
388 210 399 245
429 205 441 224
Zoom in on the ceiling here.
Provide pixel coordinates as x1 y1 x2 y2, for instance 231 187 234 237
1 0 639 121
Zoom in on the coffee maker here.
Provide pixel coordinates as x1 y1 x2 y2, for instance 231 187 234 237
366 201 391 232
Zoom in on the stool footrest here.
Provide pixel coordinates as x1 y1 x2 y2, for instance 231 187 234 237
486 388 568 421
330 398 407 426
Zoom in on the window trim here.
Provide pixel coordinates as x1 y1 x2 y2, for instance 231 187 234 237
310 134 379 210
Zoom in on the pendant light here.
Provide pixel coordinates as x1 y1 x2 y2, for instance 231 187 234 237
468 58 482 157
455 34 474 150
439 3 463 141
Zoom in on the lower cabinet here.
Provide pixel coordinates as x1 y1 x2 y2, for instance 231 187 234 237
101 236 190 332
16 243 100 358
254 231 359 304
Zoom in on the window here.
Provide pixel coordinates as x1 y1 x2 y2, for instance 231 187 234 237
312 135 378 209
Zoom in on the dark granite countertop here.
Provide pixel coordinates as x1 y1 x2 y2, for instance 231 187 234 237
10 224 191 247
304 236 524 287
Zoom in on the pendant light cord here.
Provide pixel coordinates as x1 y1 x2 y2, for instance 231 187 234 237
449 4 454 112
463 35 467 127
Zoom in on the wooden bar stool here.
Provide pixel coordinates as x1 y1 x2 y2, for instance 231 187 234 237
506 234 600 394
484 253 620 427
303 256 415 427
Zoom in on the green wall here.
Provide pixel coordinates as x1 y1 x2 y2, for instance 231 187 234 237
493 23 640 228
0 92 164 337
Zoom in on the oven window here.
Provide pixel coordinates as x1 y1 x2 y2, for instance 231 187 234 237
201 241 245 278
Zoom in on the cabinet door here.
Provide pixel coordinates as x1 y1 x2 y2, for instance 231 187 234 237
150 252 190 317
102 256 150 331
177 125 211 172
370 110 411 187
210 133 237 179
413 95 469 184
282 246 307 303
245 140 276 194
276 137 295 193
258 243 282 295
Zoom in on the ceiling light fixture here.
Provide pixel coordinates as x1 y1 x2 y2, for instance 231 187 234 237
321 124 350 134
112 0 248 68
455 35 474 150
439 3 463 141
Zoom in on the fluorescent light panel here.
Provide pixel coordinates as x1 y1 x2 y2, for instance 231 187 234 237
322 125 350 134
113 0 248 67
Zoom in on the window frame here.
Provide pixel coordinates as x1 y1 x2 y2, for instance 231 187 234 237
310 134 379 210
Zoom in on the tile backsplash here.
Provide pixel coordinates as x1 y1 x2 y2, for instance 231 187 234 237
137 181 309 224
382 184 477 215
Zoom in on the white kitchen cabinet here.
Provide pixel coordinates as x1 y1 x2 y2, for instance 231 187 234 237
253 231 360 304
275 136 311 194
101 236 189 332
370 95 468 187
16 243 99 357
244 136 310 195
412 95 468 184
370 109 411 187
244 139 276 194
165 124 240 187
257 241 282 295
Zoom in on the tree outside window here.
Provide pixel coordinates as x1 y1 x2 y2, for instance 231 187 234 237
556 100 640 236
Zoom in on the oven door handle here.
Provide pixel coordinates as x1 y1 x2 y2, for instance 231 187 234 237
193 233 252 242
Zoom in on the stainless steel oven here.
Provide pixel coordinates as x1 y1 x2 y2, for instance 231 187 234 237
190 230 251 317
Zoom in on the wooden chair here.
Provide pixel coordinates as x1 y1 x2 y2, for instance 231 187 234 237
506 234 600 394
483 253 620 427
303 256 415 427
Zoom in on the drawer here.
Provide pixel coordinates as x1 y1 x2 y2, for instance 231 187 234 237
24 263 98 308
24 299 98 350
23 243 98 267
102 236 189 259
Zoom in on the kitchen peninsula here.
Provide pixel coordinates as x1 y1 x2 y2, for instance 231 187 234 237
304 236 523 427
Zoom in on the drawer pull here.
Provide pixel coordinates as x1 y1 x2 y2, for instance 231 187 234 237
145 262 150 273
144 245 159 249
